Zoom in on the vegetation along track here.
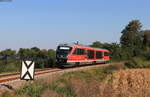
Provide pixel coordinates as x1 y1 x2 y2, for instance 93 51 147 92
0 63 111 84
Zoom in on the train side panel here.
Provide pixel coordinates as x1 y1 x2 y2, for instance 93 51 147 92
67 45 110 65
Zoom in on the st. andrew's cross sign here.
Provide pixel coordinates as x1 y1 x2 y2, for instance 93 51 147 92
21 61 35 81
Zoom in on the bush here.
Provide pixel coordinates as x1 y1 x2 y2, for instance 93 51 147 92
0 60 20 73
103 65 122 74
125 57 150 68
141 51 150 60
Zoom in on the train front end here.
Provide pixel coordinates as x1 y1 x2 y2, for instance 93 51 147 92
56 45 72 65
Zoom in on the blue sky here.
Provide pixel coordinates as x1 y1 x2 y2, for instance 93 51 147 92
0 0 150 50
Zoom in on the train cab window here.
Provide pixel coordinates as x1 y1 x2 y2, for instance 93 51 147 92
96 51 103 59
73 48 85 55
57 46 72 55
87 50 94 59
104 52 109 56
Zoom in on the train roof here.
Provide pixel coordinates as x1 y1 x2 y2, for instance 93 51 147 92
58 43 109 51
74 45 109 51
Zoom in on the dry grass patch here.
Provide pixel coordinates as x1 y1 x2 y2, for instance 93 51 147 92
112 69 150 97
41 89 60 97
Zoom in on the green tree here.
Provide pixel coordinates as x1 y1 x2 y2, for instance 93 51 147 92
0 49 16 65
47 49 56 67
0 49 16 56
31 47 40 52
18 48 32 60
0 49 19 72
18 47 41 60
120 20 142 47
143 30 150 51
90 41 103 48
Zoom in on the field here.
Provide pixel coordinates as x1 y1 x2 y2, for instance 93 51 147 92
1 65 150 97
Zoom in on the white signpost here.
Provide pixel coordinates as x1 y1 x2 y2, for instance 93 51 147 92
21 61 35 81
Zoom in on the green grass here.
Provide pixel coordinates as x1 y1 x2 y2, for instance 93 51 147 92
1 64 122 97
50 84 76 97
62 65 121 82
2 92 13 97
16 81 49 97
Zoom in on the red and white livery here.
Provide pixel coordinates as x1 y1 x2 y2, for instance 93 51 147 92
56 44 110 67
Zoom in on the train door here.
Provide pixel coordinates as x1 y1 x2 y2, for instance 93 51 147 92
87 50 94 60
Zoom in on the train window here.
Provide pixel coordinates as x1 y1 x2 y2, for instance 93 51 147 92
73 49 77 54
87 50 94 59
96 51 103 59
73 48 85 55
104 52 109 56
57 46 72 55
79 49 85 55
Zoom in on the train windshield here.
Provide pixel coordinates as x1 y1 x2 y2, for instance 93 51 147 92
57 46 72 55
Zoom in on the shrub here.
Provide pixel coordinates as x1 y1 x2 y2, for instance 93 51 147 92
0 61 20 73
125 57 150 68
103 65 121 74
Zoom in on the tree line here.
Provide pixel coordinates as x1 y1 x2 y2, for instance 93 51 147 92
0 47 56 72
90 20 150 68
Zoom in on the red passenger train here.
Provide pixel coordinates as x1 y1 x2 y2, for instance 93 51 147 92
56 44 110 67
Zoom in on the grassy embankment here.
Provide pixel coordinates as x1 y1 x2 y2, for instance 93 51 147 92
1 63 150 97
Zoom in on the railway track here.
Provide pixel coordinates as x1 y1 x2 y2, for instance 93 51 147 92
0 63 112 84
0 68 62 83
